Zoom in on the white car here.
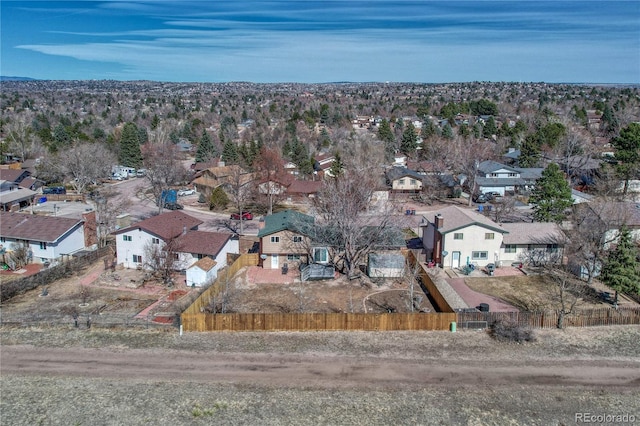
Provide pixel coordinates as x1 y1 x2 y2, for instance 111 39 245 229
178 188 196 196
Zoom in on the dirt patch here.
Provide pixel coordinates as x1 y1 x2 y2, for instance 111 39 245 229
208 268 435 314
0 261 196 322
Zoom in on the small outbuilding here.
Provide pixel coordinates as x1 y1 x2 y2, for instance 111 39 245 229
367 252 406 278
186 257 218 287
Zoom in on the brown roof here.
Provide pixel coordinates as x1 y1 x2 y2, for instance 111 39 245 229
188 256 218 272
114 211 203 241
287 179 323 195
18 177 39 190
172 231 232 256
0 211 83 243
0 169 29 183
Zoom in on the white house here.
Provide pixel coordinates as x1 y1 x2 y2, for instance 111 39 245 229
112 211 238 285
0 211 90 266
113 211 203 269
421 206 507 268
420 206 564 268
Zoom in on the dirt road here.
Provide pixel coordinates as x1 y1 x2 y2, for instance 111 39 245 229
3 345 639 390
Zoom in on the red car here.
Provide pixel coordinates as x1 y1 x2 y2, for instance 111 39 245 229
230 211 253 220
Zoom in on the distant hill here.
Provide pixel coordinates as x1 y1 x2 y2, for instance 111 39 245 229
0 76 37 81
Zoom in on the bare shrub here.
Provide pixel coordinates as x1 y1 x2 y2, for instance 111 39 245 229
490 319 536 343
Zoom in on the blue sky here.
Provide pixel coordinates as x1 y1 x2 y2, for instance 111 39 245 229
1 1 638 83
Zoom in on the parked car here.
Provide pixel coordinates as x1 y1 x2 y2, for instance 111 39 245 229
136 169 147 177
164 202 184 210
472 194 487 203
42 186 66 195
178 188 196 196
230 211 253 220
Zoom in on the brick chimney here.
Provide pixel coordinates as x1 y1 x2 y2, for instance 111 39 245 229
82 210 98 248
435 214 444 229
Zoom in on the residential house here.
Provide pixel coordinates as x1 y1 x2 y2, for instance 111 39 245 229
285 179 323 201
113 211 203 269
475 160 543 196
420 206 564 268
191 164 253 197
0 211 93 266
257 210 325 270
588 202 640 247
421 206 508 268
500 222 565 266
313 152 336 179
385 167 425 193
0 181 36 211
173 231 239 287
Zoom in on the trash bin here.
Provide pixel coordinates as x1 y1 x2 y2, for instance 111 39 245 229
450 321 457 332
479 303 490 312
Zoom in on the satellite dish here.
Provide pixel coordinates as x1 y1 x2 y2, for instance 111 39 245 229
441 251 448 257
260 254 268 260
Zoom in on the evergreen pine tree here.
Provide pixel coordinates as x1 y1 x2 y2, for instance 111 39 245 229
529 163 573 223
378 119 396 158
328 152 344 177
442 123 454 139
519 134 541 167
611 122 640 196
600 227 640 305
221 139 238 164
400 122 418 154
119 122 143 168
195 130 216 163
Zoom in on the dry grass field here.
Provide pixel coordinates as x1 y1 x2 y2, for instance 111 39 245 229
464 274 617 311
1 325 639 425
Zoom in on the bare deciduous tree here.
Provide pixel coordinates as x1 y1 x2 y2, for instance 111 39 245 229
54 142 115 194
224 165 254 234
94 188 131 248
5 114 42 161
142 138 189 213
549 267 590 329
143 236 183 285
565 199 631 284
310 169 405 279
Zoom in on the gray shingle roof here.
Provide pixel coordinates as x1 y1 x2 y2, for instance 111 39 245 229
114 211 203 241
420 205 507 235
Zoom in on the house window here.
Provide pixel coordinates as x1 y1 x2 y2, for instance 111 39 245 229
132 254 142 263
174 253 180 260
313 247 328 264
490 173 498 177
485 233 495 240
123 235 132 242
152 238 160 245
546 244 558 253
0 237 5 243
39 242 47 250
292 236 303 243
270 236 280 243
197 254 204 260
505 244 517 253
398 179 405 185
453 233 463 240
508 173 517 177
287 254 301 261
472 251 488 260
410 179 417 186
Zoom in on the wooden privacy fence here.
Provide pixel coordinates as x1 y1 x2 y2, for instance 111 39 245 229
457 307 640 329
181 312 458 332
407 250 454 313
182 253 259 316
